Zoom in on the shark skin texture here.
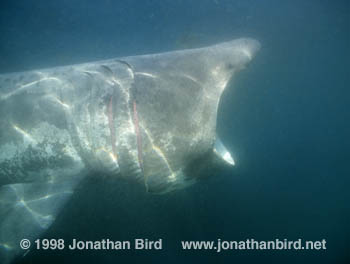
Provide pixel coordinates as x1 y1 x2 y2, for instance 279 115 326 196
0 38 260 263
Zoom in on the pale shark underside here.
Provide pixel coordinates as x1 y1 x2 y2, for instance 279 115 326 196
0 38 260 263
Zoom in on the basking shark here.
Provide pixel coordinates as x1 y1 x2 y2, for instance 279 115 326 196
0 38 260 263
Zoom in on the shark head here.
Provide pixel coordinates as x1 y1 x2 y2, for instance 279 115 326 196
112 38 261 193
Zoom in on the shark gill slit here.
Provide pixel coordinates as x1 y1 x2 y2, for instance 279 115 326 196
132 100 145 177
107 94 117 160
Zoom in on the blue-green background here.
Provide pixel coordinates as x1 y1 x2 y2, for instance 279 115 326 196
0 1 349 263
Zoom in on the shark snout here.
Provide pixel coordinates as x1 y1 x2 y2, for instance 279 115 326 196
247 38 261 58
237 38 261 61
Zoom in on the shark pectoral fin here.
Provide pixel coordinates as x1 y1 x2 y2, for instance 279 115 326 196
0 178 81 264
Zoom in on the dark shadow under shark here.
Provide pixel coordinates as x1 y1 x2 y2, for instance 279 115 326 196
0 38 260 263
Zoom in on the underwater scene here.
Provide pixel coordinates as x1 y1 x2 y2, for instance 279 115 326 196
0 1 349 263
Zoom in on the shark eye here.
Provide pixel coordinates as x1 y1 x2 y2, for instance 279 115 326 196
226 63 234 70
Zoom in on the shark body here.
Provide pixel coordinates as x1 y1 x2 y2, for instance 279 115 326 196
0 38 260 263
